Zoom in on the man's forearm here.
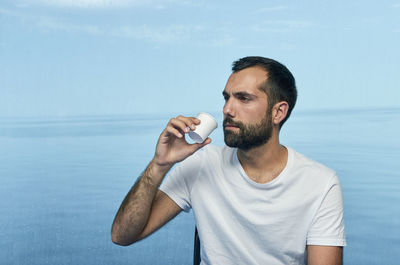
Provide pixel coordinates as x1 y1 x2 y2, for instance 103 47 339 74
111 160 171 246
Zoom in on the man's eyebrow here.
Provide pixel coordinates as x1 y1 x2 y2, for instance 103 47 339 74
234 91 251 96
222 90 257 99
233 91 256 98
222 90 253 96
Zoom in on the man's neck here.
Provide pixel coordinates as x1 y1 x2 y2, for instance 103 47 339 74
237 136 288 184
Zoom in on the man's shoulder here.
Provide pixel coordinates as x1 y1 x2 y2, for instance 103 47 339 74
288 147 336 179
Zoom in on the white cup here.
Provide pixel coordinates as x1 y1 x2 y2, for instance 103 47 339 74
188 112 218 143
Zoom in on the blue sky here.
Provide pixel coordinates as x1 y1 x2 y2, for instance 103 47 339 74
1 0 399 118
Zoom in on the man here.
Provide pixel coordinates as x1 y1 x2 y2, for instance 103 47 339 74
111 56 346 265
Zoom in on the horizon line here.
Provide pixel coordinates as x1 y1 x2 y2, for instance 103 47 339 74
1 105 399 122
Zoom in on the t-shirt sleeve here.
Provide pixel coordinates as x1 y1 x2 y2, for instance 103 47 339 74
307 175 347 246
159 149 205 213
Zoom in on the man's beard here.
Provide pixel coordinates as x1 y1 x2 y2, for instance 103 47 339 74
223 113 272 151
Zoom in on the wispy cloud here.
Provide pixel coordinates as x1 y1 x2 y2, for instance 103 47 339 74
38 18 205 44
110 24 235 47
207 34 235 47
22 0 197 8
0 7 18 16
1 5 235 47
111 24 205 43
255 5 287 13
252 20 314 33
38 0 148 8
38 17 103 34
1 7 214 44
1 7 101 34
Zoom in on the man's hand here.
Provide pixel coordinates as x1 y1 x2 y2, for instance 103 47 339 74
153 115 211 168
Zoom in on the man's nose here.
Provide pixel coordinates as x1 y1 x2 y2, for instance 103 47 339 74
223 98 235 117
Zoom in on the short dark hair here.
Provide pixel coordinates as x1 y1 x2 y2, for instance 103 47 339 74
232 56 297 127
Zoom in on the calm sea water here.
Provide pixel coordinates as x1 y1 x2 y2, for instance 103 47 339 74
0 108 399 265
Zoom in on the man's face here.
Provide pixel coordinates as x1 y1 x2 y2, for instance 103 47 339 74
222 67 273 150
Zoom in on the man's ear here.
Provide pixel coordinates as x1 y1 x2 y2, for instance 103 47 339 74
272 101 289 125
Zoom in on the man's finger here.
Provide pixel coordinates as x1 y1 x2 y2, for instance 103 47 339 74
164 126 184 139
190 137 212 152
174 116 199 131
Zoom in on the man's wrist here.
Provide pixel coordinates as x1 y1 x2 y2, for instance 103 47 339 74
142 159 172 187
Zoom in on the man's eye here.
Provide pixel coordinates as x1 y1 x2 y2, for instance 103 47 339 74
240 96 250 102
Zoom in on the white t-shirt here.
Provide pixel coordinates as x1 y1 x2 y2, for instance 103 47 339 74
160 145 346 265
